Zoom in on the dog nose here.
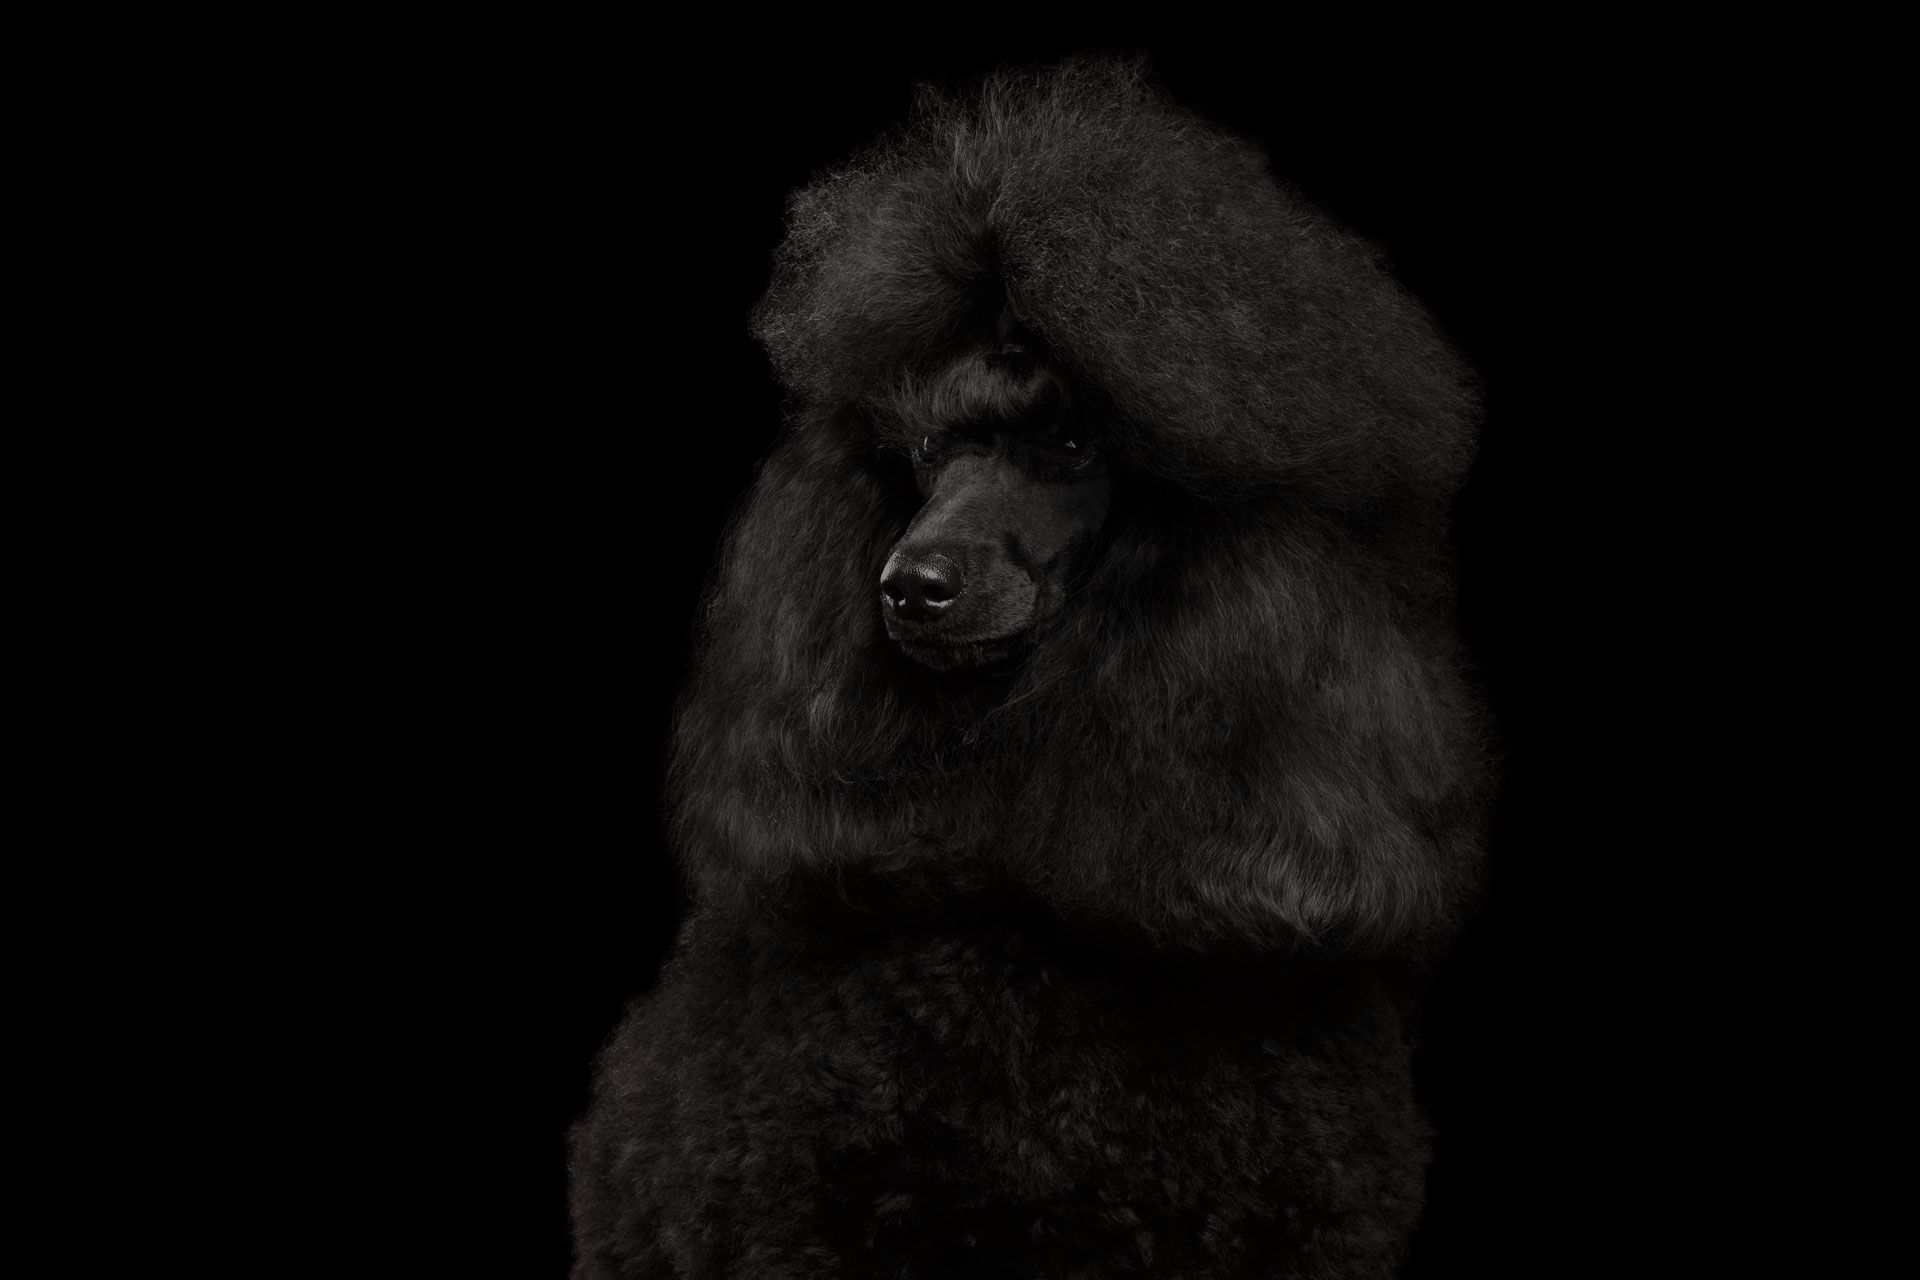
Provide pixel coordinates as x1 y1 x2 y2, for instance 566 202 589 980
881 553 963 623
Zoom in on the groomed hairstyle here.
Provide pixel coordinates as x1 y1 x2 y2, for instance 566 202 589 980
670 58 1488 955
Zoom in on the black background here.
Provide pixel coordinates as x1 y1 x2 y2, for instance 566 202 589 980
342 24 1762 1276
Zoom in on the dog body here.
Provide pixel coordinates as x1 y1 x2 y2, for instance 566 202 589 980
572 61 1486 1278
574 904 1429 1276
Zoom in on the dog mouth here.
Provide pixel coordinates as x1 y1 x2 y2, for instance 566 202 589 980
878 560 1044 672
888 629 1028 672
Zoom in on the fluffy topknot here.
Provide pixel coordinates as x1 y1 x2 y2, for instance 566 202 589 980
753 59 1479 508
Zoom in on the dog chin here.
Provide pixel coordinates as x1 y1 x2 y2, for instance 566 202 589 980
891 632 1027 672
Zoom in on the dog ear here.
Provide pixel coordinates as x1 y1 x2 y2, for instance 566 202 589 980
995 510 1490 954
665 423 914 903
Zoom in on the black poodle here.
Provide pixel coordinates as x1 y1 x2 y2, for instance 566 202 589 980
572 59 1488 1278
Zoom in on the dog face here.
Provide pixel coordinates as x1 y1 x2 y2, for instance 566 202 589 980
880 356 1112 671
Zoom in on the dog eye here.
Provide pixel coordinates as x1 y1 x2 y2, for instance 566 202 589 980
1054 438 1097 469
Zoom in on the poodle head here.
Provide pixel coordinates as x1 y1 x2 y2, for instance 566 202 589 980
673 59 1490 954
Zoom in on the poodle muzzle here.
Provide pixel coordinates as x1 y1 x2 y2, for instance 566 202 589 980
880 450 1107 670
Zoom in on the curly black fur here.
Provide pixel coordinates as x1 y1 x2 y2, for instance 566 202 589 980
572 59 1489 1278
